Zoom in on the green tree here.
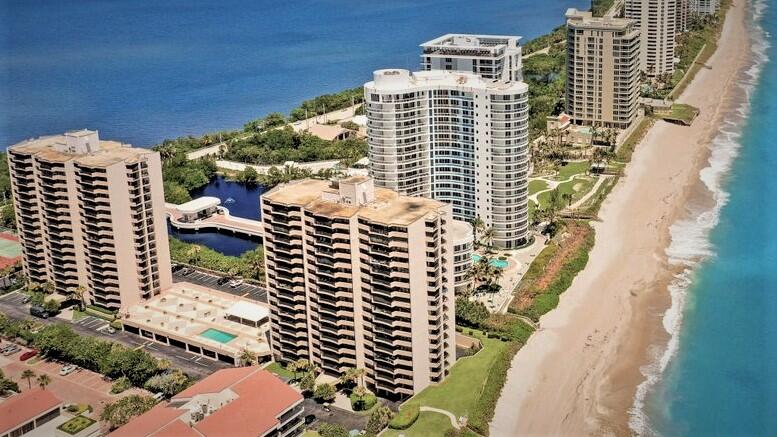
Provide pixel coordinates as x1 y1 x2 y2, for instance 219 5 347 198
42 299 60 314
36 374 51 389
366 406 393 435
100 395 157 430
143 370 190 397
238 348 256 366
314 383 336 402
299 371 316 394
21 369 35 390
163 181 192 204
455 298 489 327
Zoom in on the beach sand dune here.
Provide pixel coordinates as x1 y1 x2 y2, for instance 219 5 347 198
490 1 752 435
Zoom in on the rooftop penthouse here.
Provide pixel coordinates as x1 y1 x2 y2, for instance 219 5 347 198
420 33 523 82
565 8 639 32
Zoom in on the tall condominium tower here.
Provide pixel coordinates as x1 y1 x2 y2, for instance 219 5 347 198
7 130 172 311
365 69 530 248
565 9 641 128
676 0 689 33
625 0 676 77
420 34 523 82
261 177 455 398
690 0 719 14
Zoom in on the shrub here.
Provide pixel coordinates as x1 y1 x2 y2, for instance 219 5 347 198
317 422 349 437
109 320 123 330
100 395 157 430
350 392 377 411
455 298 489 328
57 416 96 435
388 403 419 430
110 377 131 394
143 370 191 397
366 405 393 434
467 341 522 435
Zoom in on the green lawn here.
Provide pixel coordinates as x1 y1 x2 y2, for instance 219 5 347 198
528 179 549 196
301 431 319 437
382 411 455 437
389 331 510 436
57 416 95 435
536 176 595 209
265 362 295 379
554 161 590 180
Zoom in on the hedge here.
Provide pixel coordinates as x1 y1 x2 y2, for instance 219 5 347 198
467 341 522 435
388 403 419 430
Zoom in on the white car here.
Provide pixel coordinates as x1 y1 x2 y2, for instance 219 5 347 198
228 279 244 288
59 364 77 376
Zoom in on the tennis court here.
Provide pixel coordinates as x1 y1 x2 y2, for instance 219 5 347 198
0 232 21 269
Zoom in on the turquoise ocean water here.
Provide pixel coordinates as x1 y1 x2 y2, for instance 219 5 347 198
633 0 777 435
0 0 586 147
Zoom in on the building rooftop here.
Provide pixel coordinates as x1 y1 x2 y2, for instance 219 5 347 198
110 368 302 437
263 178 449 226
365 69 528 93
450 219 474 244
0 389 62 435
421 33 521 51
176 196 222 214
9 130 156 167
566 8 636 30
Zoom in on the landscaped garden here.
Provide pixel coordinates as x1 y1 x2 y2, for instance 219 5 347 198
57 416 96 435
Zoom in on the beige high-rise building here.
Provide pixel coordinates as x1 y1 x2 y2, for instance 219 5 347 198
261 176 455 398
625 0 676 77
565 9 641 128
7 130 172 311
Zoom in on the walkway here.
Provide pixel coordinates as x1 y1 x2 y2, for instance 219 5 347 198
528 173 584 204
166 204 264 238
566 175 612 211
419 406 461 430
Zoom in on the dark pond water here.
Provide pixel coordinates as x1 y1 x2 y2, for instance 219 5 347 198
168 175 266 256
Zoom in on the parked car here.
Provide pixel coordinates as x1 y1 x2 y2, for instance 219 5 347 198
171 264 183 272
228 279 244 288
19 350 37 361
106 327 116 334
152 392 165 401
304 414 316 425
21 295 30 304
2 345 20 356
29 305 50 319
217 276 230 286
59 364 78 376
179 267 193 276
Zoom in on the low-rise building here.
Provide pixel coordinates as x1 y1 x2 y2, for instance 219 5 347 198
0 389 63 437
110 367 303 437
122 283 272 365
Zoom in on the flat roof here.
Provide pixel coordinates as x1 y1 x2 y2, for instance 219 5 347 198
450 219 474 244
566 8 636 30
176 196 221 214
226 301 270 323
421 33 522 48
263 179 448 226
0 389 62 434
9 133 155 167
365 69 529 93
301 124 350 141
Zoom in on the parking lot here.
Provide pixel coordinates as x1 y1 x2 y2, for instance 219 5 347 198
173 269 267 303
1 342 148 416
0 290 29 306
74 315 110 332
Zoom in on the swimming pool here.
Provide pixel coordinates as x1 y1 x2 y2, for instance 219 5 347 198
471 255 509 269
200 328 237 344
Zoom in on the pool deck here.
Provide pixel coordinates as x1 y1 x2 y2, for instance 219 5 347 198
166 203 264 238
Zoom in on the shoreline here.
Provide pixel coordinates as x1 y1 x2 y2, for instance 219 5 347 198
490 0 753 435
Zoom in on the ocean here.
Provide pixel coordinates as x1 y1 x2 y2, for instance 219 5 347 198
634 0 777 435
0 0 587 148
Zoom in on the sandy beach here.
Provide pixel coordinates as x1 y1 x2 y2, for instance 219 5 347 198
490 1 753 436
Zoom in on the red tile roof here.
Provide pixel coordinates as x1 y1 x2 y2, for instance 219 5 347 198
110 368 302 437
173 366 256 400
0 389 62 434
194 369 303 437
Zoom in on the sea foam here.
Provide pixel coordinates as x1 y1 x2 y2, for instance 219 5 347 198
628 1 771 434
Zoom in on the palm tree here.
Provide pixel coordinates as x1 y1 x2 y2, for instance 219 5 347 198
71 285 86 311
37 374 51 389
21 370 35 390
589 124 600 148
562 192 574 208
481 227 496 252
470 217 485 245
239 349 256 366
187 245 202 265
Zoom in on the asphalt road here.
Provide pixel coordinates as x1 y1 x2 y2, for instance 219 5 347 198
0 291 228 378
